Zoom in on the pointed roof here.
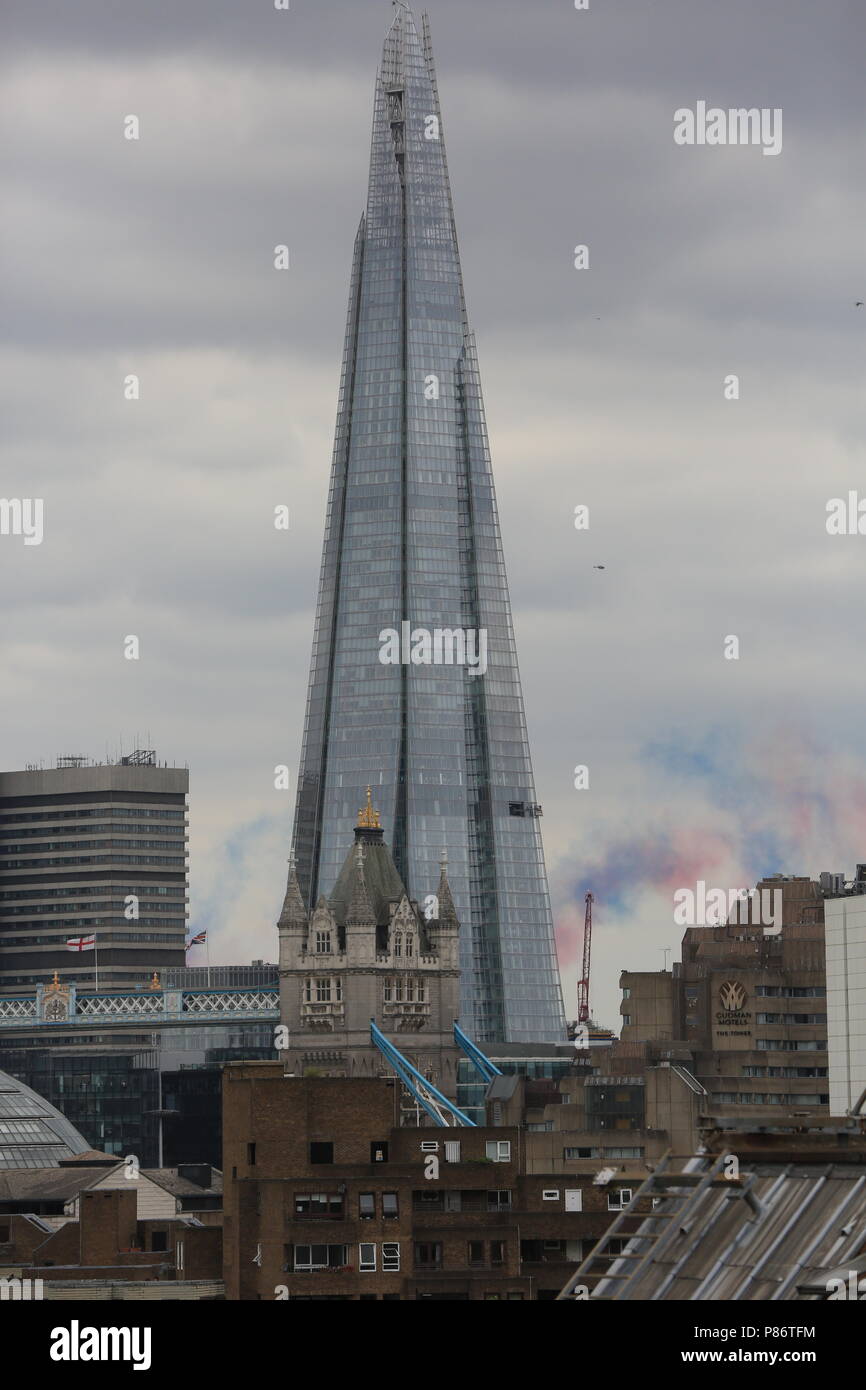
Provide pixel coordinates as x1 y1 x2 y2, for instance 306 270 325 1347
434 850 458 927
329 828 409 929
277 856 307 929
345 844 376 927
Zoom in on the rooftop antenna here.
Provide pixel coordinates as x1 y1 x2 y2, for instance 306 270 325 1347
660 947 671 971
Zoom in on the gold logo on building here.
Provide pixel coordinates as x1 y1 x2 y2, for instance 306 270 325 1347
719 980 747 1011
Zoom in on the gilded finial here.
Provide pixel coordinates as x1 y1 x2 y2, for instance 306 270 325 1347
148 971 161 991
46 970 62 993
357 786 381 828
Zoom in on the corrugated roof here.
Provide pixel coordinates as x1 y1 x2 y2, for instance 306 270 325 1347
590 1161 866 1301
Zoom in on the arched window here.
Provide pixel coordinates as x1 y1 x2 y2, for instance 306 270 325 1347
394 933 402 957
405 933 414 957
315 930 331 954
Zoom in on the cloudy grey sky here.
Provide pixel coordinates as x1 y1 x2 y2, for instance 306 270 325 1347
2 0 864 1027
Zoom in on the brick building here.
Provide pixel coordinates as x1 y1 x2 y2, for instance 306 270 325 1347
222 1067 627 1300
0 1183 222 1298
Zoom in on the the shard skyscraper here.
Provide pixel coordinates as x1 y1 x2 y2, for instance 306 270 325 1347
291 3 566 1043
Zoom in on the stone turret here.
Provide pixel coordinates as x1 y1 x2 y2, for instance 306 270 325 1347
277 788 461 1092
427 849 460 971
344 841 377 965
276 855 307 965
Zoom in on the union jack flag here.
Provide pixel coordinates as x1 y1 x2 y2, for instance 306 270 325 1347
187 931 207 947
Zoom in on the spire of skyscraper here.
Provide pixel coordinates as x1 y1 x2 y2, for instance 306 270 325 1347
291 6 566 1042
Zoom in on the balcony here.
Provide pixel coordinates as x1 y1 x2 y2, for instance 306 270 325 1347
301 1002 345 1029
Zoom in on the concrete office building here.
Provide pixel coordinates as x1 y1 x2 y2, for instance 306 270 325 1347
620 874 831 1134
823 874 866 1116
0 752 188 995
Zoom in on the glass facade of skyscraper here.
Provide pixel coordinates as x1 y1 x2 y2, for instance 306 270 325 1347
292 5 565 1043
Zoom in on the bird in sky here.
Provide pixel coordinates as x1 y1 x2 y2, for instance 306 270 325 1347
593 565 605 570
856 301 864 307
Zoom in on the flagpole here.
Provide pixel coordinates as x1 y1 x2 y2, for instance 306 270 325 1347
207 932 211 990
94 933 99 993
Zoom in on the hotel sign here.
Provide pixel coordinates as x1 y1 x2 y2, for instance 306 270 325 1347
715 980 752 1038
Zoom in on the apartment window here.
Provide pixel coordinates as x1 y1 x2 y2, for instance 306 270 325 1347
359 1243 376 1273
295 1193 343 1217
293 1244 348 1272
315 930 332 954
382 1192 399 1220
310 1142 334 1165
490 1240 505 1267
622 1015 632 1027
151 1230 168 1252
468 1240 485 1267
414 1191 444 1210
371 1142 388 1163
485 1140 511 1163
382 1243 400 1272
359 1193 375 1220
487 1190 511 1211
444 1140 461 1163
247 1143 256 1166
415 1242 442 1270
564 1147 593 1160
608 1188 632 1211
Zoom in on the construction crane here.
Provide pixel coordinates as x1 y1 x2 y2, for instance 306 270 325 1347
577 891 593 1025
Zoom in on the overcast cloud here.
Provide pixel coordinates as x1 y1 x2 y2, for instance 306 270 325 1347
1 0 864 1027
